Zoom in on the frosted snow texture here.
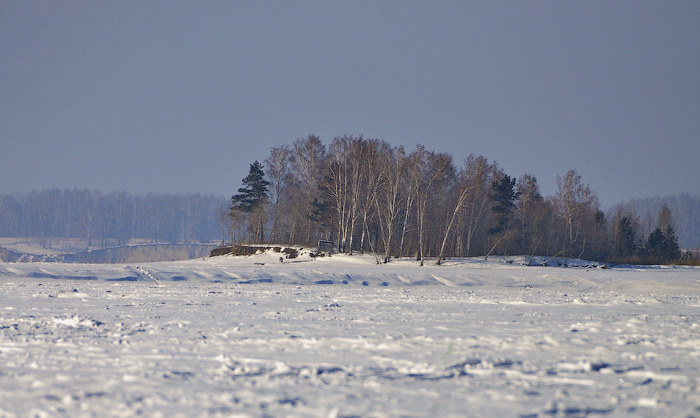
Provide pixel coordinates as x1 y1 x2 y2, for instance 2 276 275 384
1 252 699 417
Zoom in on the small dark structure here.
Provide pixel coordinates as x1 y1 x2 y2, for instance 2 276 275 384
318 240 334 253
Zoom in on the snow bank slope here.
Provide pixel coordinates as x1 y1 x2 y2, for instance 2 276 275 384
1 252 699 293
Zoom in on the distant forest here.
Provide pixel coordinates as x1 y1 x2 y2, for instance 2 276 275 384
225 135 698 264
1 135 698 264
616 194 700 252
0 190 224 248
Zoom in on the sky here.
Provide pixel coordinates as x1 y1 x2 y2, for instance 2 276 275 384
1 1 699 208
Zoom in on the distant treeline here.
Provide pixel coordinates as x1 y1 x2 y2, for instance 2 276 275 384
614 194 700 251
224 135 698 264
1 136 697 264
0 190 225 248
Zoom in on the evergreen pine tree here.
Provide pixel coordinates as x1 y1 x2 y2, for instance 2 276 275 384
231 161 270 214
614 216 637 258
644 227 665 262
643 226 681 263
662 226 682 262
489 174 520 235
642 205 683 264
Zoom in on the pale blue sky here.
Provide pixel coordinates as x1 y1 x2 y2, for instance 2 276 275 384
1 1 699 207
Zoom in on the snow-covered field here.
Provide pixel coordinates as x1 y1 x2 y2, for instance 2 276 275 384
1 251 700 417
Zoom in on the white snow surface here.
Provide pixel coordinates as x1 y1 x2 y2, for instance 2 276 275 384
1 251 700 417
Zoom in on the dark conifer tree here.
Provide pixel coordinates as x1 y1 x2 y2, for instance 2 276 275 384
231 161 270 214
662 226 682 262
613 216 637 258
489 174 519 235
644 227 665 261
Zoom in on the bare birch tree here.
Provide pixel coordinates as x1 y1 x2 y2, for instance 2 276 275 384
373 144 407 262
413 148 453 266
290 135 326 245
264 145 292 243
326 136 352 252
460 155 497 256
399 147 423 258
554 170 598 258
437 172 474 264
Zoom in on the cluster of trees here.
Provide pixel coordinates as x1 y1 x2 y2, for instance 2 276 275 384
1 136 692 266
0 190 223 248
225 135 688 264
613 194 700 251
611 205 683 264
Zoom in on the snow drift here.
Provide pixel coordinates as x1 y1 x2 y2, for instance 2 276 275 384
1 251 699 417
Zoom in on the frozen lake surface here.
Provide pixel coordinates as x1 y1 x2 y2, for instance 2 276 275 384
1 252 699 417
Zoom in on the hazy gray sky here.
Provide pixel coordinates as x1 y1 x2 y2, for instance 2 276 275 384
2 1 698 207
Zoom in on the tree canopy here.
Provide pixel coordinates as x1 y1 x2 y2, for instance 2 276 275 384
217 135 693 265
